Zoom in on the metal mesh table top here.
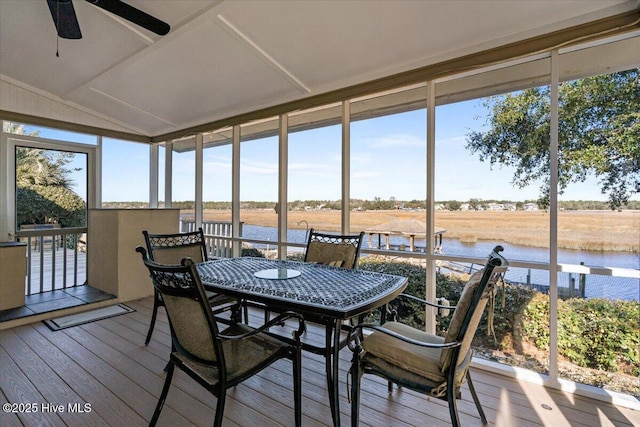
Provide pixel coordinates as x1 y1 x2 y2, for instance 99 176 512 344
197 257 406 315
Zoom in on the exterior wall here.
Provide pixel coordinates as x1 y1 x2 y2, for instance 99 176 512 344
0 242 27 310
87 209 180 302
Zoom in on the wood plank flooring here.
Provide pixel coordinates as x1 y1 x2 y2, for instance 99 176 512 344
1 297 639 427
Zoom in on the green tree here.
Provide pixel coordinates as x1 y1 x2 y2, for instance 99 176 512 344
466 70 640 210
448 200 462 211
5 123 86 228
17 185 86 227
16 147 76 190
3 122 39 136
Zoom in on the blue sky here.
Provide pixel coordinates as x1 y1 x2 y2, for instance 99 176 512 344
30 98 620 204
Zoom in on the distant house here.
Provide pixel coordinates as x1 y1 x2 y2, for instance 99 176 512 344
487 203 504 211
524 203 539 211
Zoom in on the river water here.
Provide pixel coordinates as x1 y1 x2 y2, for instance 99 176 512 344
241 225 640 301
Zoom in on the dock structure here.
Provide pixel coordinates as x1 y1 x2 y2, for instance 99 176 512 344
365 219 446 253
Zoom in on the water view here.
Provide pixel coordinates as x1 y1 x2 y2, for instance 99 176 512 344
241 225 640 301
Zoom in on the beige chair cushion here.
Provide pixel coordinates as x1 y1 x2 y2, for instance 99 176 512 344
152 245 204 264
440 269 490 370
362 321 446 383
362 321 474 390
306 241 356 269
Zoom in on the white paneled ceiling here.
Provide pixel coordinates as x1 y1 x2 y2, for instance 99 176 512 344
0 0 638 139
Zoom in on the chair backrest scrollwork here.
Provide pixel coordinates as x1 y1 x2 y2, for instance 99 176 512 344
143 228 208 265
304 228 365 269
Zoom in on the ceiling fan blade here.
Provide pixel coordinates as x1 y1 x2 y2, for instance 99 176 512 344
86 0 170 36
47 0 83 39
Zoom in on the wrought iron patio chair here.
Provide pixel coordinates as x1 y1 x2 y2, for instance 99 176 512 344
264 228 365 323
305 228 368 331
142 228 243 345
136 247 304 427
304 228 364 269
349 245 508 427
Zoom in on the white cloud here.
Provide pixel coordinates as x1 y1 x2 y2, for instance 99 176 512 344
367 134 424 148
203 161 231 172
241 159 278 175
288 162 333 172
351 153 374 164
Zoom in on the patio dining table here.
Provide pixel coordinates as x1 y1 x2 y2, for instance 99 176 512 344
196 257 408 427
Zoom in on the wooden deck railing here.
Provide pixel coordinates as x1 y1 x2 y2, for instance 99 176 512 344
15 227 87 295
12 220 235 297
180 220 242 258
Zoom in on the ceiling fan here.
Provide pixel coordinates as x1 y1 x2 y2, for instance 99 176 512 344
46 0 170 39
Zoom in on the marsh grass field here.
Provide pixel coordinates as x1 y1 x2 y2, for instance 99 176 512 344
197 209 640 253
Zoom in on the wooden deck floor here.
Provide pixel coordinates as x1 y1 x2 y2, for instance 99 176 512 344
1 298 638 427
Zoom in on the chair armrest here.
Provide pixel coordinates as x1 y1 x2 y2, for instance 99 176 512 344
347 323 461 352
394 293 456 310
219 311 305 341
385 293 455 322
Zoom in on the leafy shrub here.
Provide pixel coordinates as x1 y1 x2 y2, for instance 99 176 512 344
17 185 86 228
521 293 550 348
359 257 430 327
523 295 639 375
241 247 265 258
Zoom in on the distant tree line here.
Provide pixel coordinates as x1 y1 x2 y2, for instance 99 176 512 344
103 199 640 211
